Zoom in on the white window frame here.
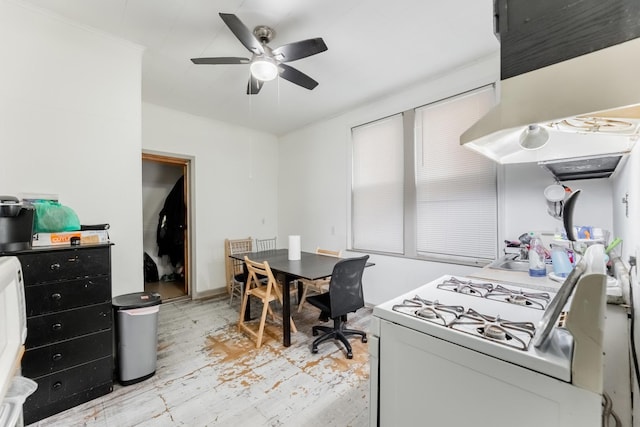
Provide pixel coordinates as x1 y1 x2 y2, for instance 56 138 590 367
414 86 498 264
351 114 405 254
350 85 498 265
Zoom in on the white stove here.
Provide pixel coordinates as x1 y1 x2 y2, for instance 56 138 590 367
368 246 609 427
378 275 571 381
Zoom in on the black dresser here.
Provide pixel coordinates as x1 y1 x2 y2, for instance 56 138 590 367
10 244 114 424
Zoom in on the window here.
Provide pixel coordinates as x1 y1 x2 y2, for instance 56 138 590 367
351 114 404 254
415 87 497 261
351 86 497 264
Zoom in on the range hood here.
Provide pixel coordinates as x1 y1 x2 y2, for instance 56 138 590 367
461 37 640 170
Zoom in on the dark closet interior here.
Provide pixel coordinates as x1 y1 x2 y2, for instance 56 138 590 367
141 155 189 300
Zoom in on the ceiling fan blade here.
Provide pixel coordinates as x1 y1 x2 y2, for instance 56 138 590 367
247 75 264 95
219 13 264 55
272 38 328 62
191 57 250 65
278 64 319 90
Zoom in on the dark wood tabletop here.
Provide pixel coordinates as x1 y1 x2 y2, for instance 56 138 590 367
229 249 373 347
232 249 347 280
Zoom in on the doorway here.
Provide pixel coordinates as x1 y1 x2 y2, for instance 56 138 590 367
141 153 191 301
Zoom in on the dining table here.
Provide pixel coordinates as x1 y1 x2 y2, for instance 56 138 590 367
229 248 373 347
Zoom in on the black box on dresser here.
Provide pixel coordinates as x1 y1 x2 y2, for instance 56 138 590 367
6 243 114 425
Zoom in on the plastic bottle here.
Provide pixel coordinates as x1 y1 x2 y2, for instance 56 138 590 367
551 245 572 277
528 233 547 277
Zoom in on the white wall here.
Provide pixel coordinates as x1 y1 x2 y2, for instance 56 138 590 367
142 103 279 297
2 0 626 307
279 50 619 305
279 54 500 305
501 163 614 242
0 1 144 298
612 144 639 266
612 143 640 422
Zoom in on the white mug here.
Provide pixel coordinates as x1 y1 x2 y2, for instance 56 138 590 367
544 184 567 219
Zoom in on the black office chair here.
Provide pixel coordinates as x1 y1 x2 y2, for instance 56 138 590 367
306 255 369 359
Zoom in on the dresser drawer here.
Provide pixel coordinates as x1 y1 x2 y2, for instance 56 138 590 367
22 330 113 378
24 356 113 408
18 246 110 285
26 303 112 348
25 276 111 316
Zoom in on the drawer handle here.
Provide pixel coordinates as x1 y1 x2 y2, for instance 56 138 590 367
52 353 63 362
50 263 61 270
51 293 62 301
52 323 63 331
52 381 62 391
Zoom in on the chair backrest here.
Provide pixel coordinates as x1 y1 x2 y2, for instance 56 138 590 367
255 237 277 251
327 255 369 318
244 256 276 293
316 247 341 258
225 237 252 286
228 238 253 255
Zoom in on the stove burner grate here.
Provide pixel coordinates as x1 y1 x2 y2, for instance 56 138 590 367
438 277 550 310
486 284 551 310
392 296 464 326
449 309 536 351
437 277 494 297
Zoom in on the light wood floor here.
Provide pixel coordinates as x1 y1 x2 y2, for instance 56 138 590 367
29 295 372 426
144 279 187 301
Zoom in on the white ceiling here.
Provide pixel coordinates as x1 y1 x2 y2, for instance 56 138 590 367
21 0 499 135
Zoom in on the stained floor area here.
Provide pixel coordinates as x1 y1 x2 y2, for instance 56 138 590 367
29 295 372 426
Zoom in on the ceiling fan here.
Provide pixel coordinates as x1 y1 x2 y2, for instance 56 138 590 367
191 13 328 95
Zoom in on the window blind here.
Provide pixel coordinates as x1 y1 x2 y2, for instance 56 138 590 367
352 114 404 254
414 87 497 261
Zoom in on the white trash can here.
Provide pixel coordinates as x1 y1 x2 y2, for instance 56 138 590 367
112 292 162 385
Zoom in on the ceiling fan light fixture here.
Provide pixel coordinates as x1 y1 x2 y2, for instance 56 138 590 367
519 124 550 150
250 57 278 81
191 14 326 94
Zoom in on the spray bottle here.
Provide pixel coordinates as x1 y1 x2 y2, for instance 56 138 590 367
528 233 547 277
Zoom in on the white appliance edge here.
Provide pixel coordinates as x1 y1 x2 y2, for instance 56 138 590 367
0 256 29 427
0 257 27 401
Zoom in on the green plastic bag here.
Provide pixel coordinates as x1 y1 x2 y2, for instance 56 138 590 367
32 201 81 233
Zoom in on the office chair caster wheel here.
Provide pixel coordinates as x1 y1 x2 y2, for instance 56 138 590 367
312 330 318 336
312 346 318 354
362 336 367 343
347 352 353 359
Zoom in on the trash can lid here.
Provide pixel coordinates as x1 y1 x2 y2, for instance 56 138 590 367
112 291 162 309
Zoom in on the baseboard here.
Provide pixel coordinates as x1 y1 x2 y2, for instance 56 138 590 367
192 287 227 301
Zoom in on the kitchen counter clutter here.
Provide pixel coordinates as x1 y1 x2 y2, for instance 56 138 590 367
481 253 626 304
470 265 563 293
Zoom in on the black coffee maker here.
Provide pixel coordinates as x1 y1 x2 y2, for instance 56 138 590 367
0 196 35 251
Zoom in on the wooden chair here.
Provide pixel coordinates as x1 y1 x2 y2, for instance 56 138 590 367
238 256 297 348
297 248 341 313
224 237 252 305
255 237 277 251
